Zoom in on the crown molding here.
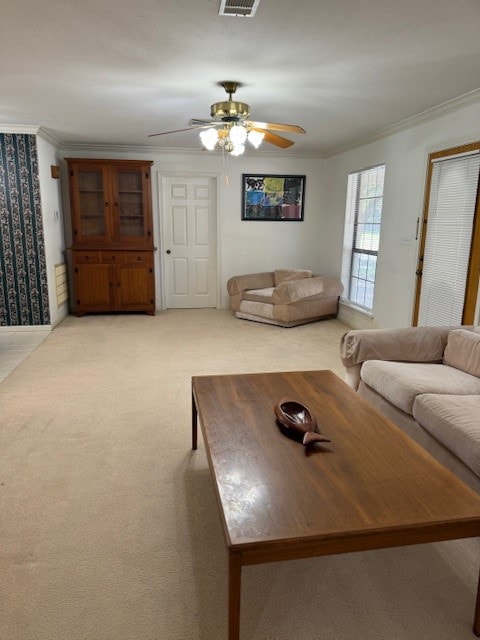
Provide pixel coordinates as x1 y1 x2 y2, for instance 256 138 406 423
37 127 62 147
56 141 324 159
324 87 480 158
0 124 40 135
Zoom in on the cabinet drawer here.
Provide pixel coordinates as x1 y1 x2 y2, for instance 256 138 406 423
124 251 153 265
101 251 123 264
73 251 101 264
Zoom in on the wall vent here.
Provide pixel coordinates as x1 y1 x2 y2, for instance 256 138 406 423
54 263 68 308
219 0 261 17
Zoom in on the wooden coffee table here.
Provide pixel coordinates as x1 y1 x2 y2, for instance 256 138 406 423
192 370 480 639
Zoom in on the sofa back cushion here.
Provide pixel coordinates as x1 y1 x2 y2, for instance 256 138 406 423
443 329 480 377
274 268 312 286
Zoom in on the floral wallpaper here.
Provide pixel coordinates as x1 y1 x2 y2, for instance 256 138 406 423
0 133 50 325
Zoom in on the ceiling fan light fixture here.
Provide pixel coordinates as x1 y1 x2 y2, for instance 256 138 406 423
229 124 247 145
230 144 245 156
247 129 264 148
199 127 219 150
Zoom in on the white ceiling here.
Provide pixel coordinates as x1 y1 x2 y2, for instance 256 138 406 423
2 0 480 156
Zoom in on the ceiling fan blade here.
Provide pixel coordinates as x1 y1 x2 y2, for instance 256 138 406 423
247 120 306 134
188 118 223 127
253 129 294 149
148 125 207 138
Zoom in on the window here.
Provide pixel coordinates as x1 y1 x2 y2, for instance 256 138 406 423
341 164 385 312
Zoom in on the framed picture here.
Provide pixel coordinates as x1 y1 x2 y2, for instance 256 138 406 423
242 174 306 221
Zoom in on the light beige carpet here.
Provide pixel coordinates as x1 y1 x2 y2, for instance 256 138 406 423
1 309 478 640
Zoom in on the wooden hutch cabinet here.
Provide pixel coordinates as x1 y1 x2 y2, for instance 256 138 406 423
66 158 155 316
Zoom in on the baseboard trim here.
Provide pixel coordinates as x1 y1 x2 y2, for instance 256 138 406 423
0 325 52 332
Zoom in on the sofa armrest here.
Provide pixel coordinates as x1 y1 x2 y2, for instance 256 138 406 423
344 364 362 390
340 326 448 368
227 271 275 297
271 276 343 304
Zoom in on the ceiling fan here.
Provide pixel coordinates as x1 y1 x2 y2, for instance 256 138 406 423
148 81 306 155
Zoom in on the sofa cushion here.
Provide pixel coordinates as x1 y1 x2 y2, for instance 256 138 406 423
361 360 480 415
274 268 312 286
242 287 275 303
443 329 480 377
413 394 480 477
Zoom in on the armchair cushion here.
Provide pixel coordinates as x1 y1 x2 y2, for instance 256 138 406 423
243 288 275 303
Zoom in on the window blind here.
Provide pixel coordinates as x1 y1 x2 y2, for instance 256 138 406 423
417 152 480 326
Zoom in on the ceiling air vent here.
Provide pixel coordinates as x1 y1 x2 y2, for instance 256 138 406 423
219 0 261 17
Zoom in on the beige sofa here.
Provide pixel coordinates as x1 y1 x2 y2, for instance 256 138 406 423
227 268 343 327
340 325 480 492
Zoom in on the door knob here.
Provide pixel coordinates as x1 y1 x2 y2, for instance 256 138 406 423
166 249 171 254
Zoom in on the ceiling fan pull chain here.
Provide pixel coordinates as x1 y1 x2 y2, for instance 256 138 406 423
221 146 230 187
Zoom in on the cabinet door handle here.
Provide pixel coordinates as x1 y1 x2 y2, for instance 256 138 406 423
104 202 109 207
166 249 171 254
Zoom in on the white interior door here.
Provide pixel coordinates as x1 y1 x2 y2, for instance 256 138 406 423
162 176 217 308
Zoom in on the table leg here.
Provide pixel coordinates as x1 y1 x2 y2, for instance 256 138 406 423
192 389 198 450
474 567 480 637
228 551 242 640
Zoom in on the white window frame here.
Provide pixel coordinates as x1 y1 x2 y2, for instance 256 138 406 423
341 164 385 314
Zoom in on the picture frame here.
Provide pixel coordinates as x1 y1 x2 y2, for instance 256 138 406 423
242 174 306 221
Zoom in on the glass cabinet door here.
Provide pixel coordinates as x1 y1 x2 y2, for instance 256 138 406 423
75 169 109 240
115 169 148 240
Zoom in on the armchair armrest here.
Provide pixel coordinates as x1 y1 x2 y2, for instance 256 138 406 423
271 276 343 304
227 271 275 296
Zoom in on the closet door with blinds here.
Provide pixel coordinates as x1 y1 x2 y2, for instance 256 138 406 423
415 150 480 327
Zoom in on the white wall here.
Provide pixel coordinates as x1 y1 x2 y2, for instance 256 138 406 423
37 136 69 327
322 100 480 329
58 147 326 309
